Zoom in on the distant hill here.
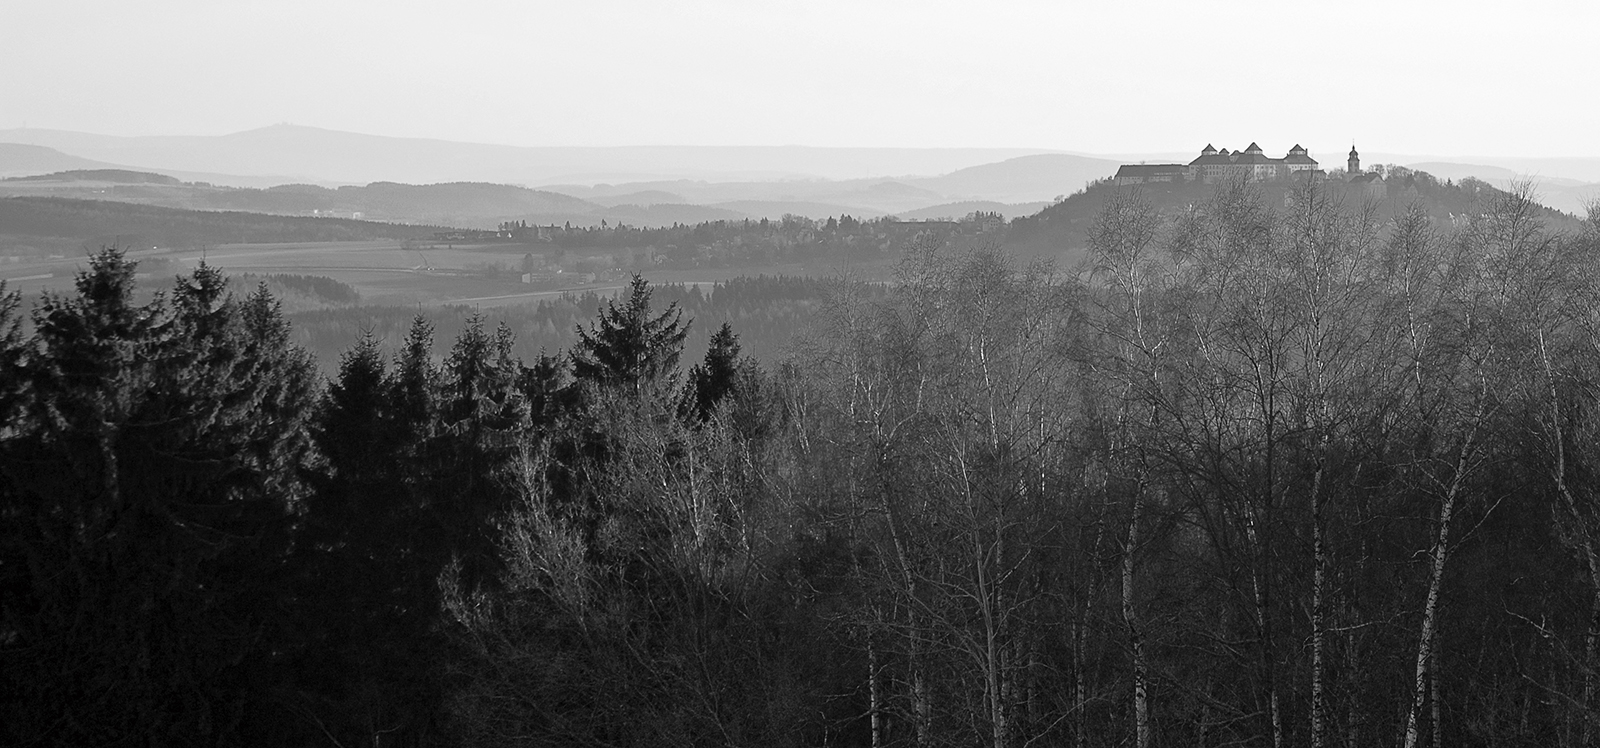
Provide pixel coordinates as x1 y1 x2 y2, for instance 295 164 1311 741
0 197 442 254
319 182 598 224
0 178 608 228
708 200 885 220
550 178 942 215
0 142 318 188
5 169 183 185
0 124 1061 185
0 143 118 177
1404 161 1599 216
1004 169 1585 263
906 154 1124 203
1406 162 1521 183
796 181 947 214
1464 156 1600 184
599 203 750 224
1527 182 1600 217
894 200 1051 221
586 190 689 207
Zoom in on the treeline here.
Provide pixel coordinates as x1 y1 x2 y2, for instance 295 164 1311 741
521 212 1002 268
233 273 362 307
288 275 844 371
4 179 1600 748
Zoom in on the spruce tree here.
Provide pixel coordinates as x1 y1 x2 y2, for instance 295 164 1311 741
0 281 27 428
519 349 571 429
0 251 316 745
687 321 743 422
571 274 689 394
388 314 439 446
292 332 444 746
434 314 529 591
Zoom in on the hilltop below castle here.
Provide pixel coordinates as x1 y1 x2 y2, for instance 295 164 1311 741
1116 143 1363 186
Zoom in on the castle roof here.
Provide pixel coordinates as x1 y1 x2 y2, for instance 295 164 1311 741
1188 151 1283 166
1244 142 1264 154
1231 151 1278 164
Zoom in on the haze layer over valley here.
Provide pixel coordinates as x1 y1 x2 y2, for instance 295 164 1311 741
5 125 1599 225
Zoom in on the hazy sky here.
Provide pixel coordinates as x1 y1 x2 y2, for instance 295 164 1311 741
4 0 1597 158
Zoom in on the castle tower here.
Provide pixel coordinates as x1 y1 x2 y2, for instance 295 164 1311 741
1348 145 1360 175
1201 143 1218 156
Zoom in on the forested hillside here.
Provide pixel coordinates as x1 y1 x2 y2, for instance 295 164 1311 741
5 180 1600 747
1005 168 1584 262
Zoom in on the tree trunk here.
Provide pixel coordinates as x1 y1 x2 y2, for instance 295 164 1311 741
1543 328 1600 747
869 638 883 748
913 655 931 748
1075 505 1108 748
1403 466 1466 748
1074 619 1089 748
1245 514 1282 748
978 522 1009 748
1123 482 1150 748
1430 643 1442 748
1310 452 1330 748
1586 557 1600 748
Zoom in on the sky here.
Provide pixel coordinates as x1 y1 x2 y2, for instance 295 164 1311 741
3 0 1598 158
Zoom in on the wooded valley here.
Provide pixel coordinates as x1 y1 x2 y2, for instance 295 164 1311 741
4 180 1600 748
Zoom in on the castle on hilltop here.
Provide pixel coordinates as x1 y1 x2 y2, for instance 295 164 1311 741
1115 143 1333 186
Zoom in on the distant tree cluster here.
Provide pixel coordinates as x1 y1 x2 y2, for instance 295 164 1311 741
287 274 845 372
518 212 999 268
233 272 361 306
5 181 1600 747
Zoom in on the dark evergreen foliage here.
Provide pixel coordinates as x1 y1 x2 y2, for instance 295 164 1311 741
0 249 316 745
570 273 689 392
685 321 744 422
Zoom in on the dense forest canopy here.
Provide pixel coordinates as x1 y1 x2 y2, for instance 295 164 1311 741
5 179 1600 748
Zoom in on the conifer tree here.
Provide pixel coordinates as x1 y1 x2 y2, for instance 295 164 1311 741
519 349 571 429
434 314 530 590
571 274 689 394
389 314 440 445
292 332 444 746
0 250 316 745
687 321 743 422
0 281 25 428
